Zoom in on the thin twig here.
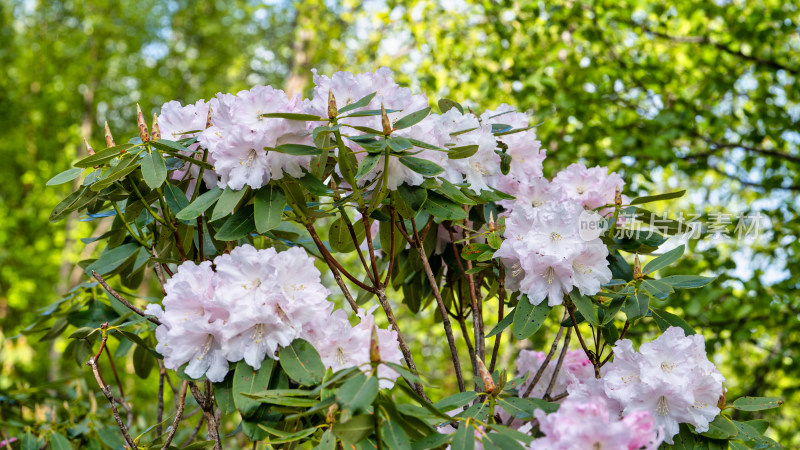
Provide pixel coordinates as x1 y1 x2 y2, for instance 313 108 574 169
92 271 162 326
86 342 137 449
489 264 506 373
544 328 572 401
382 209 398 287
360 212 381 283
522 325 565 398
304 223 376 293
157 364 166 436
162 381 188 450
408 219 466 392
303 224 360 311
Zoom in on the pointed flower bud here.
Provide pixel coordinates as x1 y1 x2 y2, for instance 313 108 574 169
633 254 642 279
381 104 392 136
615 186 622 207
84 138 95 156
370 325 381 364
327 89 338 119
205 106 213 129
477 359 495 394
488 212 496 232
136 103 150 142
151 113 161 141
325 403 338 424
104 121 116 148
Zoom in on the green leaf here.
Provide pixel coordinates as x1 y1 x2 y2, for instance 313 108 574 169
438 99 463 114
211 186 248 222
213 371 236 414
436 179 476 205
133 343 154 379
399 156 444 176
271 143 322 156
85 242 140 275
258 425 318 443
728 442 749 450
382 419 412 450
643 245 685 274
411 433 451 450
629 190 686 205
176 187 223 220
49 431 72 450
625 291 649 320
732 420 782 448
484 433 525 450
315 430 337 450
640 279 674 299
394 107 431 129
650 308 696 335
214 204 255 241
731 396 784 411
461 243 494 261
332 414 375 445
512 295 552 340
69 326 98 339
339 92 377 114
296 172 333 195
448 144 479 159
74 144 135 167
254 185 286 234
701 415 739 440
329 217 366 253
422 192 468 220
337 373 379 415
433 391 478 412
21 432 38 450
141 150 167 189
569 291 600 326
451 423 475 450
485 309 514 338
279 338 325 385
660 275 715 289
47 167 84 186
89 158 140 191
397 184 428 212
163 183 190 215
233 359 275 417
356 153 381 180
260 112 325 121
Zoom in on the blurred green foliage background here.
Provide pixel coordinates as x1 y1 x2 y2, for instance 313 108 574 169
0 0 798 446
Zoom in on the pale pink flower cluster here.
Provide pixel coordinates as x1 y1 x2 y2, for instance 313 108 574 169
144 244 403 383
530 393 662 449
603 327 725 443
552 163 625 210
494 200 612 306
157 100 218 192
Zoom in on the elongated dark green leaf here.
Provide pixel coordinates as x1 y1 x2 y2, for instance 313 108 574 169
451 423 475 450
141 150 167 188
395 107 431 130
411 433 451 450
629 190 686 205
438 98 463 114
47 167 84 186
437 179 475 205
701 415 739 439
74 144 135 167
215 204 255 241
356 153 381 180
21 432 37 450
399 156 444 176
397 184 428 212
211 187 248 221
660 275 715 289
650 308 696 335
254 185 285 234
49 432 71 450
176 187 223 220
485 433 525 450
640 279 673 299
433 391 478 412
296 172 332 195
382 419 412 450
569 292 600 326
513 295 552 340
258 426 317 444
163 183 190 215
448 144 479 159
339 92 377 114
271 143 322 156
90 158 140 191
213 371 236 414
315 430 336 450
85 242 140 275
279 339 325 385
329 217 366 253
260 112 324 121
133 343 154 379
643 244 685 274
332 414 375 445
624 291 650 320
732 420 782 448
485 309 514 338
422 192 468 220
233 359 274 417
337 373 379 415
732 396 784 411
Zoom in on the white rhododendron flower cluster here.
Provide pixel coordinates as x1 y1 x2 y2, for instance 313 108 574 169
603 326 726 443
144 244 403 383
156 67 547 194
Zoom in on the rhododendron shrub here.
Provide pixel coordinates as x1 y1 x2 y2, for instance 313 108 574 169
46 68 783 449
